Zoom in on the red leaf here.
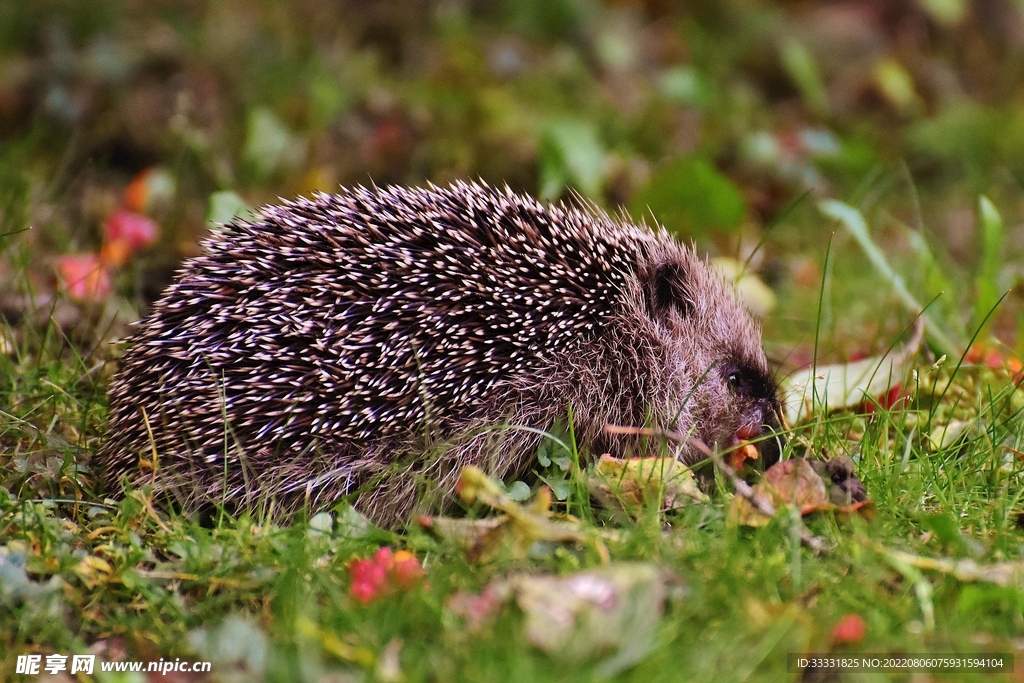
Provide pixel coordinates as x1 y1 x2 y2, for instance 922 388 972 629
56 254 112 301
104 209 159 254
864 383 911 413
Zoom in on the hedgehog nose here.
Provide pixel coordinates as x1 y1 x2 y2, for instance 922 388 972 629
735 424 760 441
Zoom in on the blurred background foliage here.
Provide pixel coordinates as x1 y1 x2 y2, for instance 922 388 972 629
2 0 1024 363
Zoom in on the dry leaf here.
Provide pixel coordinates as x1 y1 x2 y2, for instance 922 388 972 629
435 467 605 561
728 442 759 471
783 319 923 425
418 515 510 563
729 459 829 526
588 454 707 517
447 564 680 676
882 548 1024 589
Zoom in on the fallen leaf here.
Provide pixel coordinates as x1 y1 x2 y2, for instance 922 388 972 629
782 318 923 425
418 515 510 563
881 547 1024 589
449 564 680 676
73 555 114 587
729 459 832 527
588 454 707 518
104 209 159 252
455 466 602 560
56 254 112 301
765 459 830 513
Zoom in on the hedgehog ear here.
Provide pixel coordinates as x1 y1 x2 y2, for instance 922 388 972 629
644 261 693 321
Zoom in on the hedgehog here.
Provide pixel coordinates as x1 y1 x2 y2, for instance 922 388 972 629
101 181 782 524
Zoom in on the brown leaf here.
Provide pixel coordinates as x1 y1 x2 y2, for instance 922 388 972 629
729 459 828 526
417 515 510 563
764 459 830 511
731 458 874 526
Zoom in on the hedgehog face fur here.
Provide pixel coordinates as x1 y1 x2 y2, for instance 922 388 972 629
101 182 781 524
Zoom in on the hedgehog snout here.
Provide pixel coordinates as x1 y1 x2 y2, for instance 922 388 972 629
733 400 784 470
685 380 784 472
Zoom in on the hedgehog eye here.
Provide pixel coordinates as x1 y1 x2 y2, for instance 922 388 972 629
725 364 756 394
725 363 774 401
645 261 692 320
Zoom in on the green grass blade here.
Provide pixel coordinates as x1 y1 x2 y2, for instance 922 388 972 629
818 199 958 356
973 195 1004 336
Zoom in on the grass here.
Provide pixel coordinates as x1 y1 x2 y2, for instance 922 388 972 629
2 231 1024 681
3 2 1024 679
